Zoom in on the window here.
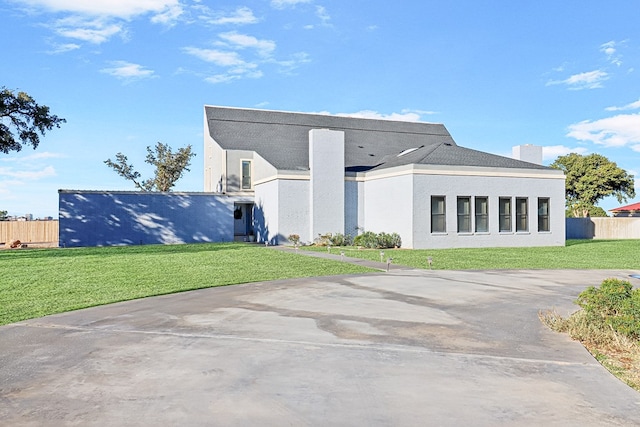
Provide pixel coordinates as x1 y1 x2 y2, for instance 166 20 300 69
499 197 512 232
516 198 528 232
431 196 446 233
475 197 488 232
241 160 252 190
457 197 471 233
538 198 550 232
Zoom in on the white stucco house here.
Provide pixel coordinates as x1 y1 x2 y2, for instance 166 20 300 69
204 106 565 249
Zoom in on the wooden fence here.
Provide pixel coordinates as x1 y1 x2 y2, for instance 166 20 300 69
0 220 59 244
566 217 640 239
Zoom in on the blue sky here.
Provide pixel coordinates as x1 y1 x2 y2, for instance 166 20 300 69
1 0 639 218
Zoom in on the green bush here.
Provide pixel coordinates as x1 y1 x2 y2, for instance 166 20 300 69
314 232 353 246
353 231 401 249
576 278 640 340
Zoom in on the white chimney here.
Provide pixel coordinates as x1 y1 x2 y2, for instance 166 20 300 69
512 144 542 165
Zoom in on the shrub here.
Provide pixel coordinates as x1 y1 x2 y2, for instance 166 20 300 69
575 278 640 340
287 234 300 245
353 231 401 249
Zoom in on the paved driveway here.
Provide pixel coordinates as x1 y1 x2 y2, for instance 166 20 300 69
1 269 640 426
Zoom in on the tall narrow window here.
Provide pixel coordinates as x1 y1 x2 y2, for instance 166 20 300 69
516 198 528 232
241 160 252 190
431 196 446 233
538 198 550 232
475 197 488 232
499 197 512 232
457 197 471 233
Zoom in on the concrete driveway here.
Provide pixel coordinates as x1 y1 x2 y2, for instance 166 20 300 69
1 268 640 426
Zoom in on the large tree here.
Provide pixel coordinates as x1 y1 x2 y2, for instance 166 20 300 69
104 142 196 192
0 87 66 154
551 153 635 217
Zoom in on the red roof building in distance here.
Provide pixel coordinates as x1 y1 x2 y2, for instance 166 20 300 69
609 202 640 217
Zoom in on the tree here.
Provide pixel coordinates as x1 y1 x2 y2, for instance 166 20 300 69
0 210 7 220
104 142 196 192
551 153 635 217
0 87 66 154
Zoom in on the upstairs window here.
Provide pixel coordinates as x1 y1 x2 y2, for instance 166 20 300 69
241 160 252 190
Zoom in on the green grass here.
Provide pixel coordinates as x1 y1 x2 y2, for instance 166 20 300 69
302 239 640 270
0 242 374 326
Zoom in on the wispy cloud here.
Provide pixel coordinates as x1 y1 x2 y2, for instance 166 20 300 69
0 165 56 180
46 42 81 54
196 6 259 26
315 6 331 25
546 69 609 90
605 99 640 112
270 0 312 9
567 113 640 148
0 152 67 162
541 145 589 161
218 32 276 57
52 16 123 44
12 0 183 45
314 110 434 122
14 0 183 20
183 31 304 83
600 40 624 66
100 61 156 81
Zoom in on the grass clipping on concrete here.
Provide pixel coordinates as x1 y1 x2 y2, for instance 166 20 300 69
0 242 375 326
540 278 640 391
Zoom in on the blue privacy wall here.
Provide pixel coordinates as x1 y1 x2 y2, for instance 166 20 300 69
59 191 246 247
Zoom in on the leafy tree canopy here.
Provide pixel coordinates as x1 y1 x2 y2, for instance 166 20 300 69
0 210 7 220
104 142 196 192
551 153 635 217
0 87 66 154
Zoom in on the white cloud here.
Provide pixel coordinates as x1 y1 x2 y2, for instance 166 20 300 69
315 6 331 25
605 99 640 111
541 145 589 161
183 47 246 67
600 40 623 66
314 110 428 122
546 69 609 90
271 0 311 9
100 61 156 80
46 42 81 54
14 0 182 20
0 165 56 180
13 0 182 45
198 6 259 25
0 152 67 162
54 19 123 44
218 32 276 57
567 113 640 148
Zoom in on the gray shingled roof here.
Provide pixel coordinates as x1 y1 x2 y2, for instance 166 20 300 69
205 106 549 172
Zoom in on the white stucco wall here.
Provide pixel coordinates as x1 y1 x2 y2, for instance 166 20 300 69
309 129 345 240
410 168 565 249
362 174 414 248
254 178 310 245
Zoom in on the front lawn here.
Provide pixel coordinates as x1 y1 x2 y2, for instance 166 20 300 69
0 242 374 326
301 239 640 270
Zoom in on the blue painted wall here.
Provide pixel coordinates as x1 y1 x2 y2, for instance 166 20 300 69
59 191 246 247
